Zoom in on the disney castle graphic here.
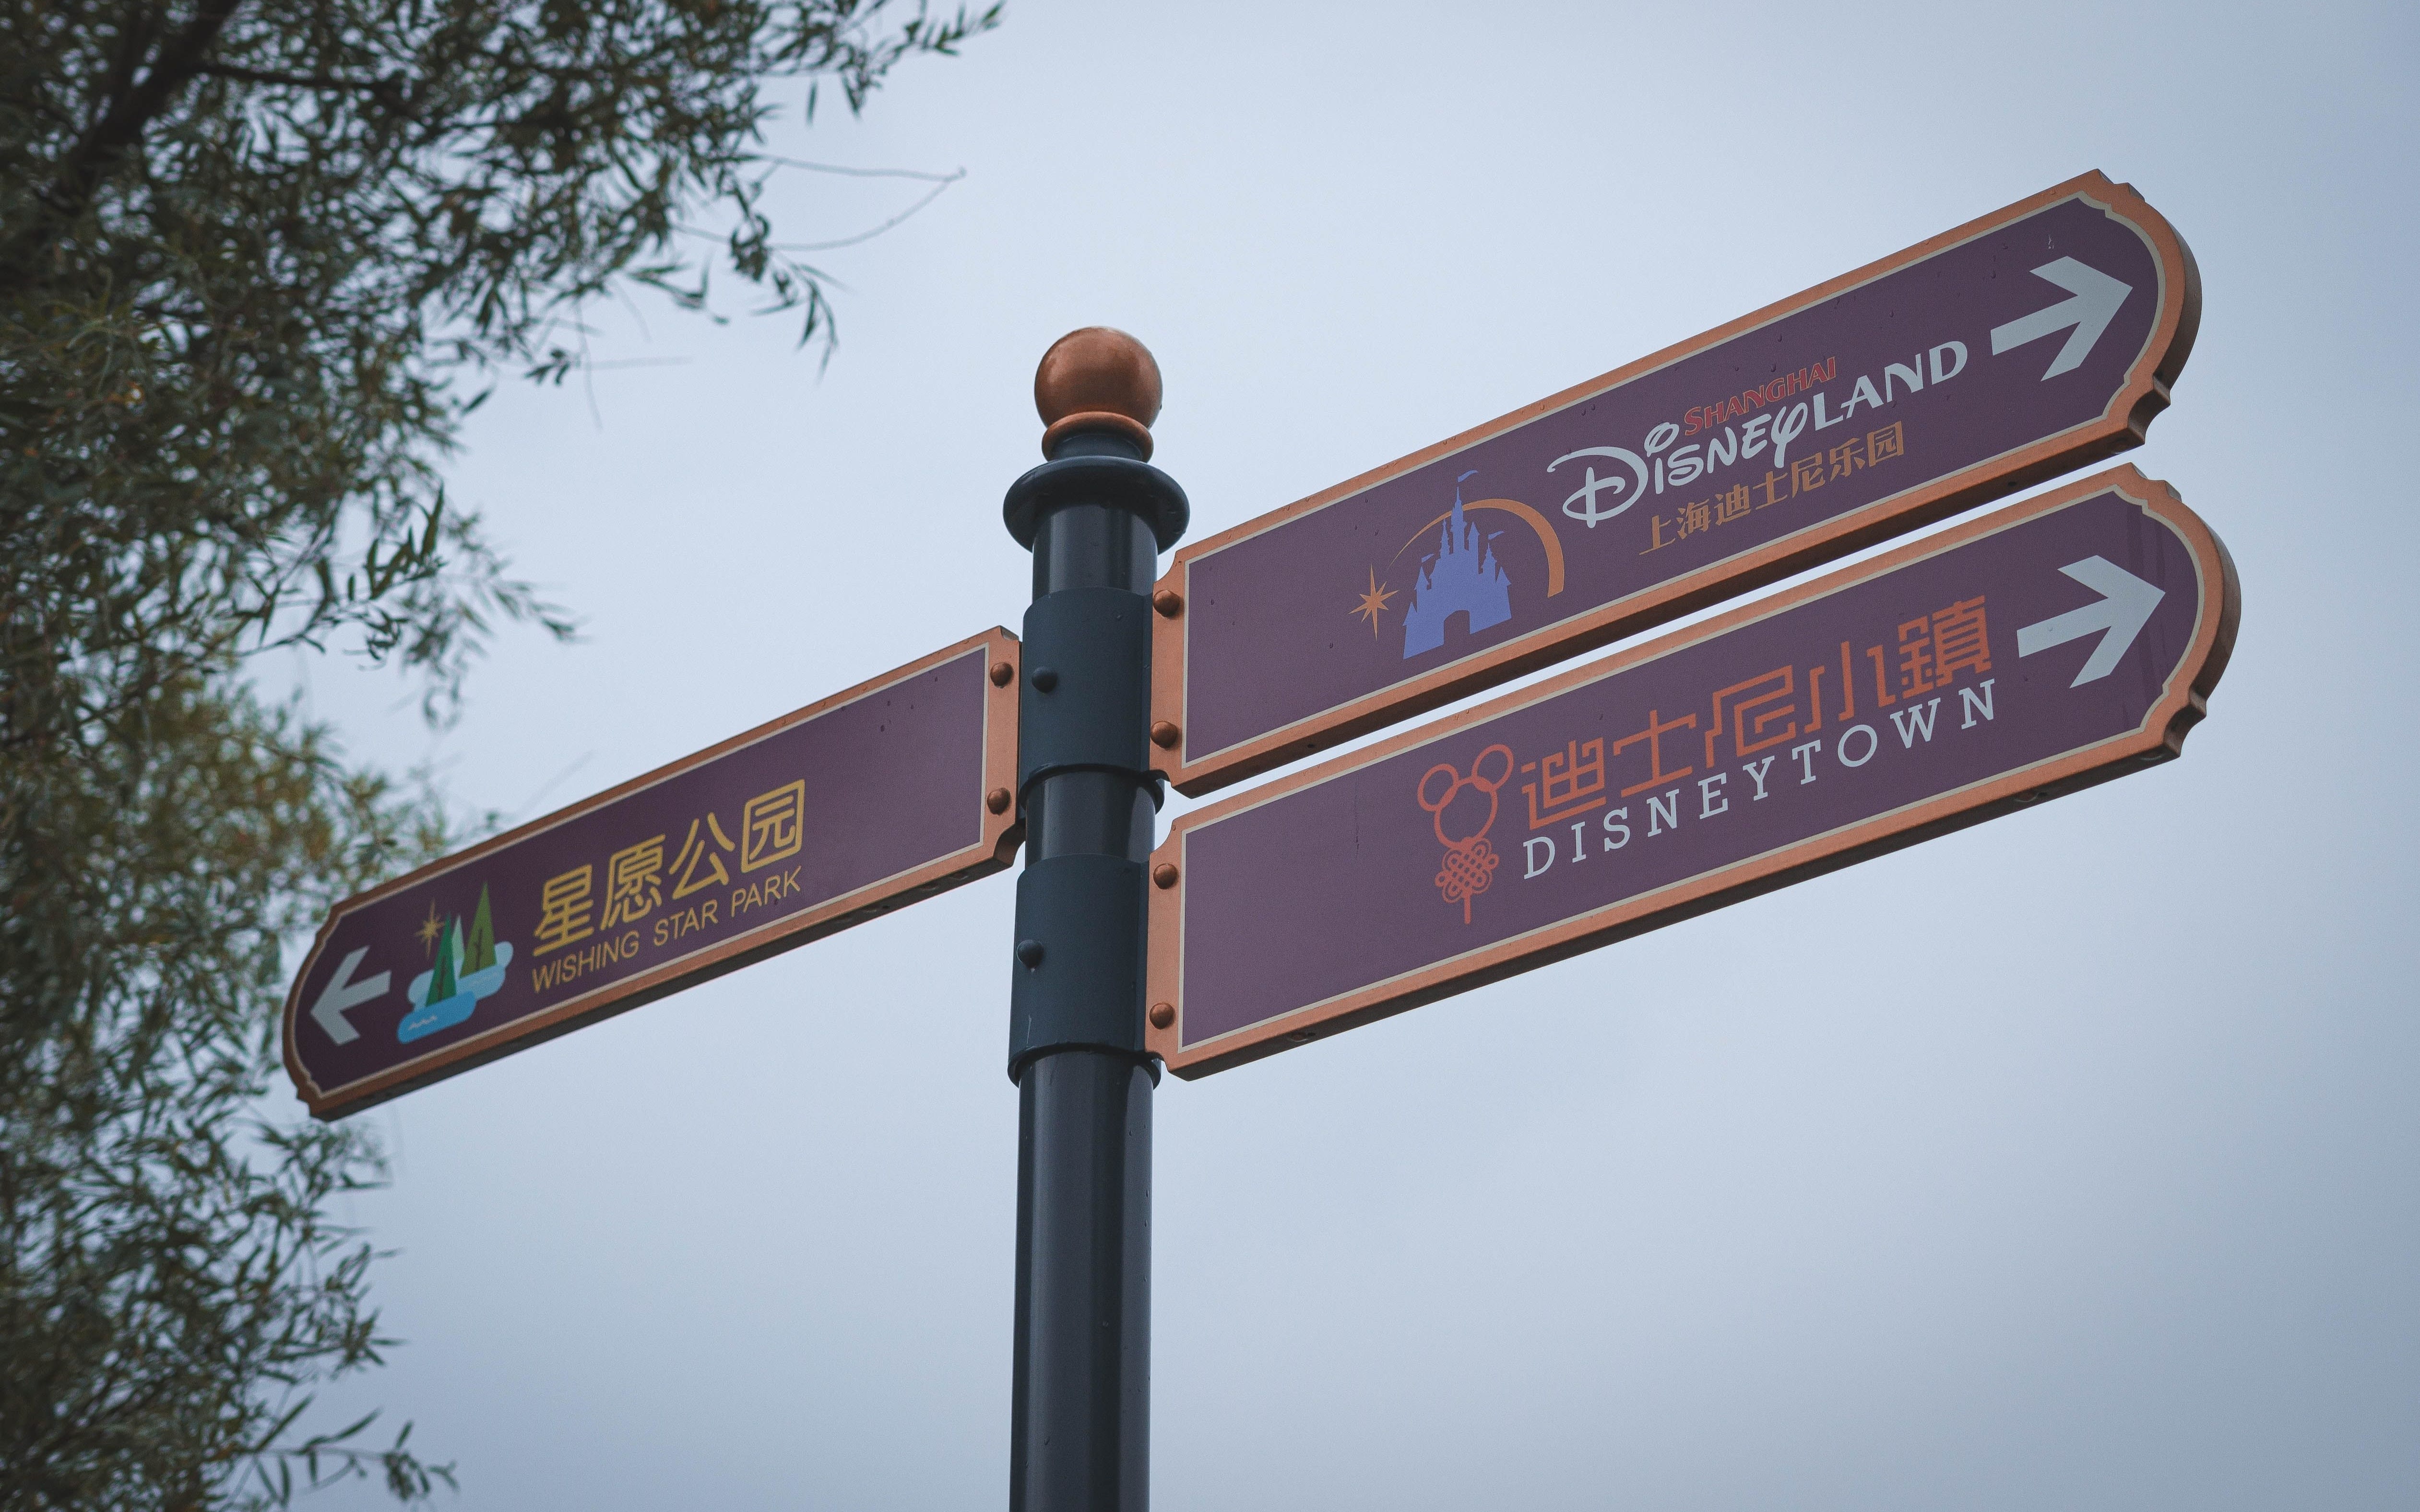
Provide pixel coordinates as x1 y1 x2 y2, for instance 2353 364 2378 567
1400 478 1513 658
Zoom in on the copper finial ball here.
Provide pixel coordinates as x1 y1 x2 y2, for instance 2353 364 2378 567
1034 327 1162 460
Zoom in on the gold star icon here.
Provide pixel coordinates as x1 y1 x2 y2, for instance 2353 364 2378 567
1350 567 1397 640
416 899 444 956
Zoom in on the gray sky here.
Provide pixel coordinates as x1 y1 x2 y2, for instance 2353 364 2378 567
297 2 2418 1506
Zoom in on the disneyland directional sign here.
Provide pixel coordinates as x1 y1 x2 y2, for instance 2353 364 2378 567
1143 467 2236 1076
1151 171 2201 795
282 630 1023 1118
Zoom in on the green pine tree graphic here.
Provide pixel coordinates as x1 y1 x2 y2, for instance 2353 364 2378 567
429 917 460 1004
467 886 496 974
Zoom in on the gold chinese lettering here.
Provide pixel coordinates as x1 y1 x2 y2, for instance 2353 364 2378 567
534 865 596 956
601 835 665 928
668 813 736 900
741 780 807 873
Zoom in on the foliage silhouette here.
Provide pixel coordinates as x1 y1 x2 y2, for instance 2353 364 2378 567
0 0 995 1502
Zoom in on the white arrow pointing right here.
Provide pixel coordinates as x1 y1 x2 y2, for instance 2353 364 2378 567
1989 257 2132 380
309 945 390 1045
2016 556 2164 687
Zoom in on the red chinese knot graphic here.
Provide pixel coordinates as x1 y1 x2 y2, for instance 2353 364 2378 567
1418 744 1514 924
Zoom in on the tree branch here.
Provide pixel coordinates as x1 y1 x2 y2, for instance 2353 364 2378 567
3 0 247 286
192 62 389 93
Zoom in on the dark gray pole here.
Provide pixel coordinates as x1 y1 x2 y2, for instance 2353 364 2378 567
1001 330 1187 1512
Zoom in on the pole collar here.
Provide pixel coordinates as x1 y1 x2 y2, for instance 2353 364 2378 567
1002 455 1190 552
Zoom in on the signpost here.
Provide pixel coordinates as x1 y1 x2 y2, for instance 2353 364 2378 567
281 629 1022 1118
1149 171 2200 795
1143 467 2236 1077
276 173 2234 1512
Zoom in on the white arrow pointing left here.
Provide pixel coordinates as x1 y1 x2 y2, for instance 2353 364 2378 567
1989 257 2132 380
2017 556 2164 687
309 946 390 1045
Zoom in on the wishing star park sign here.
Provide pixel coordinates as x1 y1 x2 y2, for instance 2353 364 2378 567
282 631 1021 1118
1144 468 2237 1077
1152 171 2199 795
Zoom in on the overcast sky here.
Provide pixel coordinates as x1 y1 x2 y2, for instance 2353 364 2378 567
296 2 2417 1507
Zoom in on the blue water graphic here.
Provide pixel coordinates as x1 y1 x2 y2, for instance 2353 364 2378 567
399 944 513 1043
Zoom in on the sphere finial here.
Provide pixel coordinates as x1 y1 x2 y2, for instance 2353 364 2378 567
1034 327 1161 460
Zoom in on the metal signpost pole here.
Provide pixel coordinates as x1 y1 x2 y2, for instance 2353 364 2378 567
1002 330 1188 1510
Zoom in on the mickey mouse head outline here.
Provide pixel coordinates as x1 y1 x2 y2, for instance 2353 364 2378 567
1418 744 1514 925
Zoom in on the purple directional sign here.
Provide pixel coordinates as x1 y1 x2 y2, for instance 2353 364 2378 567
1144 467 2236 1077
282 630 1023 1119
1152 171 2200 795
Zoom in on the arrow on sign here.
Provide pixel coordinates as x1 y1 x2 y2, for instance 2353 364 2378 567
309 946 389 1045
2017 556 2165 686
1990 257 2132 379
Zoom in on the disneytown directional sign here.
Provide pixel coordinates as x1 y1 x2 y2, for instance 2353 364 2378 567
1142 468 2235 1076
281 172 2228 1512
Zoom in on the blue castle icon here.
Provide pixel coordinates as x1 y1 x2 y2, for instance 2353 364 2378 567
1401 481 1513 658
